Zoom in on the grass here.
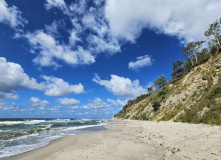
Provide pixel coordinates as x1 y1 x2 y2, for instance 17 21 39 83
171 147 181 154
202 68 215 81
176 81 221 125
161 103 184 121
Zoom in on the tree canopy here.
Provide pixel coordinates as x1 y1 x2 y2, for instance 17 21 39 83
154 75 167 89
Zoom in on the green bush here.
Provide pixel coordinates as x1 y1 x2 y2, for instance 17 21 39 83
152 101 161 112
207 87 221 99
202 68 215 80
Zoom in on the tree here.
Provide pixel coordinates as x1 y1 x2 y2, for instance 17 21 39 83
204 18 221 51
171 60 184 79
197 48 211 63
154 75 167 89
183 60 192 73
182 41 205 65
147 86 153 94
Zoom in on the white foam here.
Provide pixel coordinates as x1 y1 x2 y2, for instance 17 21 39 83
0 119 113 158
0 121 24 125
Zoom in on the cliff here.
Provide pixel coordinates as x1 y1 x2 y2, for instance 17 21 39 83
115 53 221 125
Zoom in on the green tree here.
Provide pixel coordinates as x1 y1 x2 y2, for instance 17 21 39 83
183 60 192 73
147 86 153 94
182 41 205 65
197 48 211 64
204 18 221 51
171 60 184 79
154 75 167 89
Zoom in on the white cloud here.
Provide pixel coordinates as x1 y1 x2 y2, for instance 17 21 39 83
107 99 127 106
39 0 121 69
56 97 80 106
29 97 50 109
0 0 27 28
81 105 90 110
45 21 60 36
69 0 86 15
92 74 146 99
88 98 111 109
0 92 19 99
23 0 221 71
69 30 82 46
128 55 152 71
42 75 84 96
105 0 221 42
0 57 43 99
45 0 66 10
48 106 61 111
87 34 120 54
68 106 79 110
0 99 5 107
25 31 95 68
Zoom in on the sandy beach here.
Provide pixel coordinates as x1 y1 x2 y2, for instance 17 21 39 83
2 119 221 160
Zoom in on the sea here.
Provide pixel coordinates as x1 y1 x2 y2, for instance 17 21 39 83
0 118 112 158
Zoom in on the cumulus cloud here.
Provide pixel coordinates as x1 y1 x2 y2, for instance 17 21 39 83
21 0 221 70
28 0 120 69
88 98 111 109
107 99 127 106
56 97 80 106
92 74 146 99
105 0 221 42
29 97 50 110
0 0 27 28
25 30 95 68
42 75 84 96
128 55 153 71
0 57 43 99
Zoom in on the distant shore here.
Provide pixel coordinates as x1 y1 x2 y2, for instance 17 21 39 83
2 119 221 160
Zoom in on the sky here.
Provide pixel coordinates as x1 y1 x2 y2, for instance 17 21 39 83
0 0 221 119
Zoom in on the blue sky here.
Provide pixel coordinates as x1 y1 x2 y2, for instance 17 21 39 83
0 0 221 118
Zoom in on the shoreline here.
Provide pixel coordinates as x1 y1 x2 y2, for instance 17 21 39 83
2 119 221 160
0 124 109 160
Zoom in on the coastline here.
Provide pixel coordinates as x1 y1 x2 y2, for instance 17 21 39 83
2 119 221 160
0 124 108 160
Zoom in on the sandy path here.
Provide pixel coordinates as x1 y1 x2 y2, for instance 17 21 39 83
3 119 221 160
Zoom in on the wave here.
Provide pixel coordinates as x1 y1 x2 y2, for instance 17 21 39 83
0 124 53 141
0 119 112 158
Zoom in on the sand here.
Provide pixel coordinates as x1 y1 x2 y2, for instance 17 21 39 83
2 119 221 160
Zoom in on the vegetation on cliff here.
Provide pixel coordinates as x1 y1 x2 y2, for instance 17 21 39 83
115 18 221 125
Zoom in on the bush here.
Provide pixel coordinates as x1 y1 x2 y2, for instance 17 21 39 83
202 68 215 80
207 87 221 99
152 101 161 112
158 88 168 96
210 45 218 55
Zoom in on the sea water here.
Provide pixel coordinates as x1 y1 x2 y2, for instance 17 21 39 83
0 118 111 158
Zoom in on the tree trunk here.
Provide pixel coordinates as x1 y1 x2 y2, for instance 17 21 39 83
216 37 221 47
187 55 194 66
194 53 198 63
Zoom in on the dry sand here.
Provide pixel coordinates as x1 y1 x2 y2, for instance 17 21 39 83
3 119 221 160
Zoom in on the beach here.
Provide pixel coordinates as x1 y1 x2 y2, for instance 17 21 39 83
2 119 221 160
